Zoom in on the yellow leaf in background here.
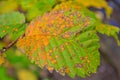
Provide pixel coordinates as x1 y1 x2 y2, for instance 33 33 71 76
75 0 112 18
0 55 5 65
17 69 37 80
0 0 18 14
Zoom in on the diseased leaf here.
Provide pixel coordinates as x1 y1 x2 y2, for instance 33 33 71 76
0 11 26 40
17 2 100 78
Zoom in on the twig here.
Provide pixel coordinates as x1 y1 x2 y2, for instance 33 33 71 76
0 34 25 54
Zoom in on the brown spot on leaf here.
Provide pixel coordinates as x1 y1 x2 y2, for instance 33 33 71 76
75 63 83 68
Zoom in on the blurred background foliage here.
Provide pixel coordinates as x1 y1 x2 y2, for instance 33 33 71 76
0 0 56 21
0 0 120 80
0 0 113 21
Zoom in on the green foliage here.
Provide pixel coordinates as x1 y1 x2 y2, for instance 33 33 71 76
0 0 56 21
0 45 39 80
5 48 31 69
96 24 120 45
0 11 26 40
19 0 56 21
0 67 15 80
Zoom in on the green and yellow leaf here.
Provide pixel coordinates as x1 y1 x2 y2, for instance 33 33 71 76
96 24 120 45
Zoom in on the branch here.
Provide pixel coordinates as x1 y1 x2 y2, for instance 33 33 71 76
0 34 25 54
